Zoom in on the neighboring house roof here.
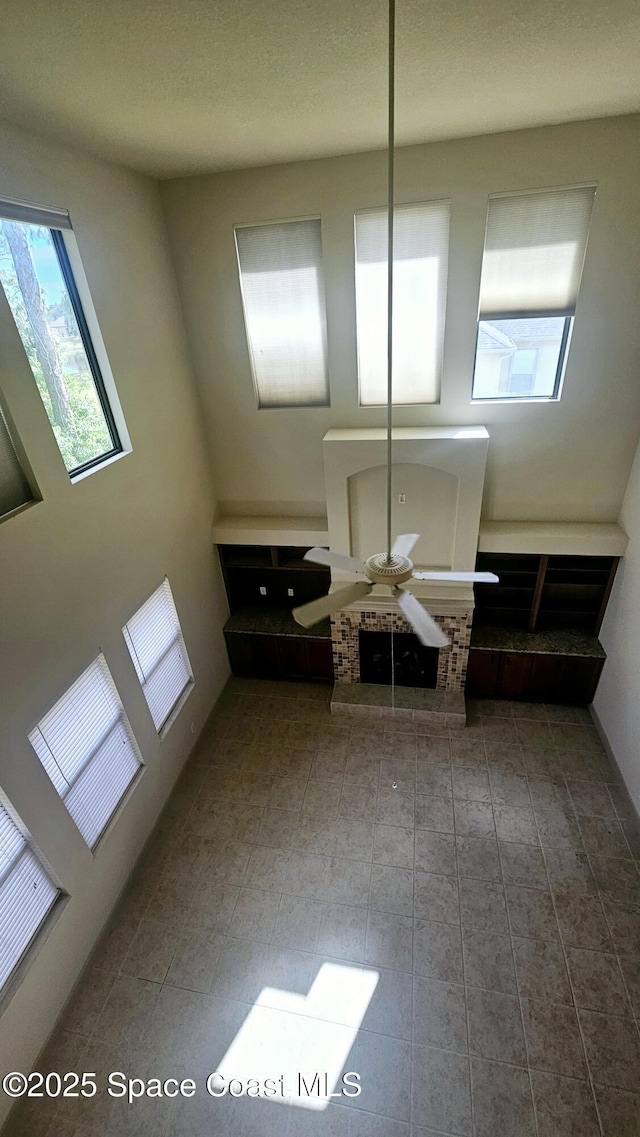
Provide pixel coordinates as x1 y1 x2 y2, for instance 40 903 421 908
478 321 515 351
489 317 565 340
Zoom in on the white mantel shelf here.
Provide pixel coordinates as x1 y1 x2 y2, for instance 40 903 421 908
213 515 329 546
479 522 628 557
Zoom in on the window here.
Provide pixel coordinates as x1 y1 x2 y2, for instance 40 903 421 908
28 656 142 849
0 798 60 994
123 579 193 733
0 400 33 520
235 218 329 408
472 185 596 401
0 198 124 476
355 200 450 406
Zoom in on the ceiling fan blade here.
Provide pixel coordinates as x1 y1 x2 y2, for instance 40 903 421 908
412 571 499 583
303 547 368 575
396 589 450 648
392 533 420 558
293 582 373 628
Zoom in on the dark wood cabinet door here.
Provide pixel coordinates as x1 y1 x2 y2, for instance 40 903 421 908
557 657 603 705
277 636 308 679
224 632 254 677
498 652 533 699
528 654 567 702
465 649 502 698
225 632 281 679
250 635 281 678
305 639 334 682
225 630 334 684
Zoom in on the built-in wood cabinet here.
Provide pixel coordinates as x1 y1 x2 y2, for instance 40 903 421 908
466 647 604 705
224 631 334 683
218 544 334 683
468 550 613 704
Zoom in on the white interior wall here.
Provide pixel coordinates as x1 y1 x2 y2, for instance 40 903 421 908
161 114 640 524
594 436 640 815
0 119 228 1126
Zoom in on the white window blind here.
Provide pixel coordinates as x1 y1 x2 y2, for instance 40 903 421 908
123 579 193 733
355 200 450 406
235 219 330 408
479 186 596 317
28 656 142 849
0 404 32 519
0 800 59 993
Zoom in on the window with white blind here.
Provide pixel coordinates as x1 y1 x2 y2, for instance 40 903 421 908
234 218 330 408
472 185 596 401
355 200 451 406
0 799 60 995
28 656 143 849
123 579 193 734
0 400 33 520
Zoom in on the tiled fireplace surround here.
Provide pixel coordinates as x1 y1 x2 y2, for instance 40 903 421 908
331 607 472 692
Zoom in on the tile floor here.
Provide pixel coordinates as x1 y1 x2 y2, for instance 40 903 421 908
5 679 640 1137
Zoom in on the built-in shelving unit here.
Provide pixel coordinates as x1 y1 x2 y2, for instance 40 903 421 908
217 542 333 683
468 537 622 704
218 544 330 612
474 552 619 635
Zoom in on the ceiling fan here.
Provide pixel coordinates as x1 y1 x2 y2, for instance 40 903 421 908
292 0 498 648
293 536 498 647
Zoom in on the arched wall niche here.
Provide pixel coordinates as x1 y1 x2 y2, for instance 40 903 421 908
348 461 459 567
323 427 489 578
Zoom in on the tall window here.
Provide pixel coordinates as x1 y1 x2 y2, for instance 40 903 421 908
123 579 193 734
355 200 451 406
0 399 33 520
0 799 60 995
472 185 596 401
0 198 124 476
28 656 143 849
235 218 330 408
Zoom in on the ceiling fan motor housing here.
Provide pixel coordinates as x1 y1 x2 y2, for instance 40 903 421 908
365 552 414 585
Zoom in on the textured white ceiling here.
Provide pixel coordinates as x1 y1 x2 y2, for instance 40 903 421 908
1 0 639 178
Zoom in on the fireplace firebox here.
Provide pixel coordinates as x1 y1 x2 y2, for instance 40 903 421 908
359 630 439 688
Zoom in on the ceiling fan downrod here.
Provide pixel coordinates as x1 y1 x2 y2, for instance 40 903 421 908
385 0 396 564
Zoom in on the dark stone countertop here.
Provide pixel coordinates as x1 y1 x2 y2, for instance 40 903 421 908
471 624 606 659
224 606 332 639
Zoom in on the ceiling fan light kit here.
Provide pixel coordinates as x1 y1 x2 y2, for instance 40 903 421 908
291 0 498 649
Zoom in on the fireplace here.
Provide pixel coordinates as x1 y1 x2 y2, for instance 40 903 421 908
359 630 439 688
320 426 488 699
331 603 472 692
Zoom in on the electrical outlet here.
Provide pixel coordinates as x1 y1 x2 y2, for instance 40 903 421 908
259 586 267 596
287 588 294 597
399 493 406 504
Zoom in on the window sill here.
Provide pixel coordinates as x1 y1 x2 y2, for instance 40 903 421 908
470 396 560 405
0 892 69 1019
159 679 195 741
0 497 42 526
70 447 130 485
90 765 146 858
